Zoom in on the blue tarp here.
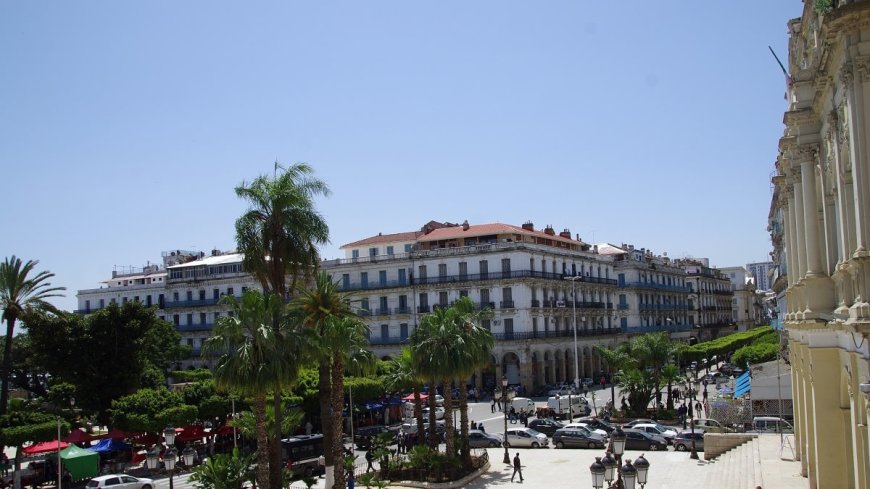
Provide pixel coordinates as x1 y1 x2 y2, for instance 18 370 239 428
734 371 751 397
87 438 131 453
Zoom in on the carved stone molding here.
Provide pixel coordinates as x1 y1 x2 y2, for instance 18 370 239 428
791 143 820 164
839 61 854 86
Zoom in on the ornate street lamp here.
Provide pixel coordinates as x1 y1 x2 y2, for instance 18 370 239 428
162 427 179 489
590 457 606 489
601 451 616 486
182 445 196 467
145 446 161 471
620 459 637 489
634 454 650 489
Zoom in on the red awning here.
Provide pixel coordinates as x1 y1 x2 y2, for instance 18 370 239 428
62 429 94 444
23 440 69 455
213 425 235 436
96 429 128 440
402 393 428 401
176 425 209 442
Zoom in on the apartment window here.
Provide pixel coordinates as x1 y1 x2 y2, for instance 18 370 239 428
504 318 514 335
85 300 91 311
379 270 387 286
99 299 105 308
619 294 627 305
418 265 427 280
352 249 360 259
532 317 538 334
200 312 207 324
418 293 428 307
145 295 152 307
173 292 179 301
241 286 248 293
530 258 535 271
227 287 234 296
398 295 408 310
459 290 468 298
369 247 378 257
438 264 447 278
480 289 490 306
361 299 370 312
482 319 491 331
479 260 488 277
228 311 234 318
459 262 467 279
380 324 389 339
186 314 193 325
386 245 394 255
361 272 368 288
502 287 513 302
187 291 193 301
501 258 511 273
398 268 407 285
400 323 408 339
213 289 220 300
173 315 179 326
187 338 194 347
133 296 139 303
197 290 205 301
342 274 350 289
122 297 128 304
214 312 221 322
404 244 412 252
439 291 448 306
379 296 388 311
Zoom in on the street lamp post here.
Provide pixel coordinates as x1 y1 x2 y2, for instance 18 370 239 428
587 426 649 489
565 276 582 392
163 427 178 489
500 376 513 464
56 397 75 489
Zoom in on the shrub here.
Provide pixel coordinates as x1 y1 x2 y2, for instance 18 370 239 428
731 342 779 367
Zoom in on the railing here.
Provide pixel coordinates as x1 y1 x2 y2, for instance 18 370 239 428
417 305 430 313
493 327 620 341
164 298 221 309
617 303 629 310
500 300 515 309
376 308 391 316
618 281 693 293
177 323 214 332
395 307 411 315
639 304 690 311
359 309 372 317
336 269 618 292
531 299 541 308
368 336 410 346
624 323 692 334
476 302 495 310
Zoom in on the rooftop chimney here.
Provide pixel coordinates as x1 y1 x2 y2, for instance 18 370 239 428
522 221 535 231
544 225 555 236
559 229 571 239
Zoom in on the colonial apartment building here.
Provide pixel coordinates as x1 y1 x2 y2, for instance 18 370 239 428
768 2 870 488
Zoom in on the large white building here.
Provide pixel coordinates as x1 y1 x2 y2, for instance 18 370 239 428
720 266 763 332
745 261 774 292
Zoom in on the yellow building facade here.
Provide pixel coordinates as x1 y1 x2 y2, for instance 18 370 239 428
770 2 870 488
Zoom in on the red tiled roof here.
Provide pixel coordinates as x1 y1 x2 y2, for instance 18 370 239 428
417 222 583 246
341 231 422 249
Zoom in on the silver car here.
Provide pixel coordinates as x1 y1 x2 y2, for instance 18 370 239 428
467 430 503 448
505 427 549 448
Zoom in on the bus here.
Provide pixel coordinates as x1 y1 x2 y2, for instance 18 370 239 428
281 434 325 478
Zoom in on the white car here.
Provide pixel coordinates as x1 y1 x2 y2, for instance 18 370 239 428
505 427 549 448
87 475 154 489
632 423 677 444
562 422 608 438
422 406 445 420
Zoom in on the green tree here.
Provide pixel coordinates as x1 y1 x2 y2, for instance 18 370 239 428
25 302 187 425
292 271 356 489
235 163 330 489
0 256 65 415
382 348 425 446
594 346 632 409
203 291 305 489
189 448 255 489
110 388 197 433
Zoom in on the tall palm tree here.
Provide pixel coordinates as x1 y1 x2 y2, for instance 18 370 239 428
383 348 425 445
320 316 374 489
410 306 462 453
235 162 330 298
234 162 330 488
450 297 493 466
594 345 632 411
291 271 357 489
202 291 280 489
0 256 65 415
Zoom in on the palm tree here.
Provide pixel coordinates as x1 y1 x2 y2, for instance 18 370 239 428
202 290 306 489
594 345 631 412
320 316 374 489
291 271 358 489
450 297 493 466
0 256 65 415
661 364 682 411
235 162 330 298
383 348 425 445
234 162 330 488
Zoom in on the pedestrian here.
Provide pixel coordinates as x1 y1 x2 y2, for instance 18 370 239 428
479 424 486 433
471 420 477 430
0 453 8 477
305 420 313 435
695 400 702 416
491 399 496 413
365 449 374 473
511 452 523 483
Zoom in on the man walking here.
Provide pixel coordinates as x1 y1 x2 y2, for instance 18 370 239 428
511 453 523 483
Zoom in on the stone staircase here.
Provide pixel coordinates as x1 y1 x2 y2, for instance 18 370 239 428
702 436 764 489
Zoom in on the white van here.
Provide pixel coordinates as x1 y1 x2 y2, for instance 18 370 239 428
511 397 535 413
751 416 793 433
547 396 585 420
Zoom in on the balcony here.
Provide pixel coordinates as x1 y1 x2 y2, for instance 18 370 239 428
164 298 222 309
624 323 692 334
617 303 629 310
618 281 693 293
178 323 214 332
376 308 391 316
336 269 618 293
417 305 430 314
368 336 410 346
500 300 515 309
476 302 495 310
359 309 372 317
395 307 411 315
492 327 620 341
531 299 541 308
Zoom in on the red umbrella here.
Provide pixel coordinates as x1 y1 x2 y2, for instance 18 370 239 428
62 428 94 444
213 425 235 436
96 429 128 440
23 440 69 455
402 393 428 401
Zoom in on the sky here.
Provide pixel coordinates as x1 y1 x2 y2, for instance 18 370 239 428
1 1 799 313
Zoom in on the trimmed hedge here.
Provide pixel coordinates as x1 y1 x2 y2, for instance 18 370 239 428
681 326 774 363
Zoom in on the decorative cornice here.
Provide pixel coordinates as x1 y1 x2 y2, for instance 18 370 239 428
839 60 854 85
783 108 819 128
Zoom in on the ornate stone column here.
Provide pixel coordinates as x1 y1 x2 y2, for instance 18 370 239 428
797 144 836 317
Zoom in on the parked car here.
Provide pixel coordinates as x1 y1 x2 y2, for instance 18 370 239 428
86 475 154 489
467 430 503 448
631 423 677 444
562 422 608 438
623 418 658 428
354 425 393 449
576 417 616 434
422 406 445 420
528 418 565 436
505 427 549 448
693 419 726 433
547 385 579 397
582 378 595 388
674 429 705 452
623 430 668 451
750 416 793 433
552 428 607 449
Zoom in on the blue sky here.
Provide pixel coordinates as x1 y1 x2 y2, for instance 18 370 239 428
2 1 797 313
